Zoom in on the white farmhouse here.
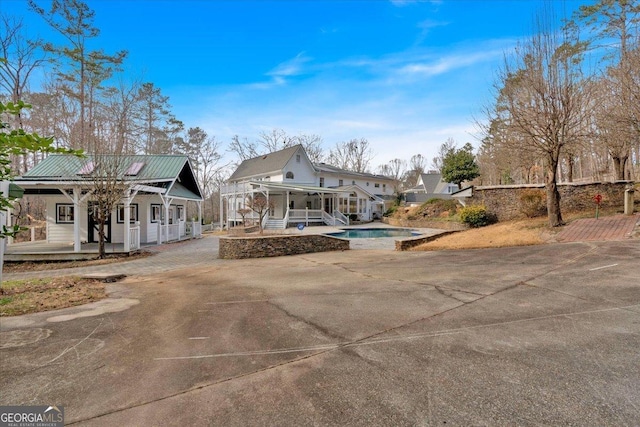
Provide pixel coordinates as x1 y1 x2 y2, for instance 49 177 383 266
221 145 395 229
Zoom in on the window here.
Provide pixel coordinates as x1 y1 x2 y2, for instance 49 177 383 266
177 205 185 221
366 182 370 186
374 183 380 188
296 154 301 163
285 171 294 179
56 204 74 223
383 184 386 191
264 176 271 181
319 177 324 187
352 180 356 185
117 204 138 223
125 162 145 176
151 204 162 223
339 179 343 186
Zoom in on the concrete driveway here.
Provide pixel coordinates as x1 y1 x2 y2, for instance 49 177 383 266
1 239 639 426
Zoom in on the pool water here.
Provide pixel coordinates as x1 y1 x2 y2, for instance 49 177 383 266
328 228 418 239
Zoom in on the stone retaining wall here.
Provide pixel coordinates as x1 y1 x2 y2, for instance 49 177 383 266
468 181 633 221
219 234 349 259
395 231 460 251
382 217 468 231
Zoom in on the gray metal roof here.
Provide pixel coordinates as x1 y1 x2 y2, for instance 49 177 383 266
229 145 302 181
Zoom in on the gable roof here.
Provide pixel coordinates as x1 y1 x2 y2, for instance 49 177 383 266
21 154 190 182
229 145 303 181
16 154 203 200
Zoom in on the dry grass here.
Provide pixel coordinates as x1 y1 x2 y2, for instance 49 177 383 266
410 209 621 251
0 277 106 317
412 219 549 251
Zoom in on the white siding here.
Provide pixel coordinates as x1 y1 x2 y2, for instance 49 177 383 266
45 196 88 244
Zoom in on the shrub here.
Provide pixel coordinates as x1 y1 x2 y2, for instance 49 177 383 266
458 205 495 228
519 189 546 218
384 205 398 217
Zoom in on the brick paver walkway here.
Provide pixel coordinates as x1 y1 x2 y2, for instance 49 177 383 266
555 213 639 243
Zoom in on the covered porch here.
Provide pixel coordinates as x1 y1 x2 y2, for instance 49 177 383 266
220 181 383 230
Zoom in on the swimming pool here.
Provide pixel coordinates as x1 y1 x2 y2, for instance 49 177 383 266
327 228 419 239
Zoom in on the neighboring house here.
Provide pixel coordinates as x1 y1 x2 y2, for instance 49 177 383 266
220 145 395 229
12 154 204 253
402 173 459 206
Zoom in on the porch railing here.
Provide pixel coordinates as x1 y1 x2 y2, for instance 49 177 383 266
158 223 180 244
129 226 140 251
288 208 325 225
322 210 336 226
190 221 202 237
333 210 349 225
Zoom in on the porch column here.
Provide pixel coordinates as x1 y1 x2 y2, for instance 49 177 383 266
73 187 81 252
198 200 202 235
0 182 8 284
123 189 131 253
219 192 224 230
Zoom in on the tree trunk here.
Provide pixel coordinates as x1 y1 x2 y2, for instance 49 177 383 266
546 156 564 227
612 155 628 180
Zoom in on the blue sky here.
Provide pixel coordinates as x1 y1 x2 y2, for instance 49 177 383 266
3 0 585 169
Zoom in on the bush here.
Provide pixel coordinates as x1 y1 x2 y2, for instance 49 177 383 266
384 205 398 217
458 205 495 228
519 189 546 218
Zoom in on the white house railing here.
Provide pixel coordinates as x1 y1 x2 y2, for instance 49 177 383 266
191 221 202 237
158 223 180 244
333 210 349 225
322 210 336 226
129 225 140 251
288 208 324 225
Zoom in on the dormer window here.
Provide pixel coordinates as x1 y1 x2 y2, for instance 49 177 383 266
285 172 294 179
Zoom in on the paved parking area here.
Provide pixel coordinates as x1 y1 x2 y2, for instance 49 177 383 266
1 239 638 426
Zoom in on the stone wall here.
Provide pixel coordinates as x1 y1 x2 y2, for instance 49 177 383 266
382 217 468 231
219 234 349 259
467 181 633 221
395 231 461 251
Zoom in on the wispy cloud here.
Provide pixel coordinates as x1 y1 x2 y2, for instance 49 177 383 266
267 52 312 80
398 50 503 77
390 0 442 7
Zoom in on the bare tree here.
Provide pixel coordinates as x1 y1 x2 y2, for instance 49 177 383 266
247 193 274 235
571 0 640 180
430 139 456 172
489 7 591 227
228 134 260 163
327 138 374 173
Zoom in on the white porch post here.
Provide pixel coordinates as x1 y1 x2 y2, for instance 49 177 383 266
198 200 202 235
123 189 131 252
164 200 170 242
219 191 224 230
0 181 8 284
73 187 81 252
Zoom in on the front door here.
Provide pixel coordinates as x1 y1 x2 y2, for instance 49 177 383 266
88 203 112 243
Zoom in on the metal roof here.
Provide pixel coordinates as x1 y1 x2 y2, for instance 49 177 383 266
20 154 189 182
